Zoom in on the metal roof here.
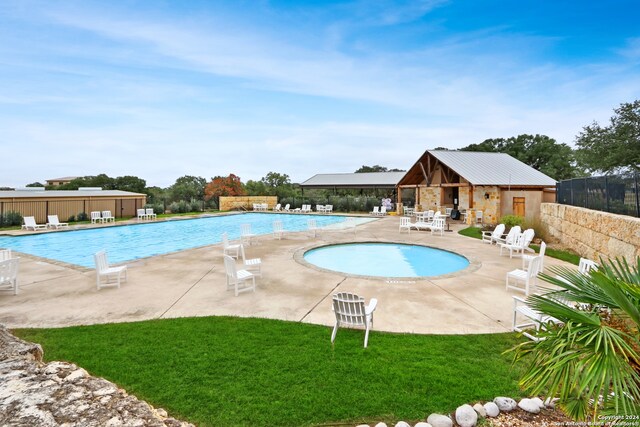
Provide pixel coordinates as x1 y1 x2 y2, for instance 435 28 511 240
426 150 557 186
46 176 79 181
0 190 146 198
300 172 406 188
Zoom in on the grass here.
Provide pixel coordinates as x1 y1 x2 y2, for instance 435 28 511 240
14 317 526 427
458 226 580 265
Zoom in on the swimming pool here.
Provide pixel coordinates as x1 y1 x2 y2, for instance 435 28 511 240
303 242 469 278
0 213 370 268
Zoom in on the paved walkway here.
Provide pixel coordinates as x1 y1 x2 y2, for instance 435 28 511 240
0 215 571 334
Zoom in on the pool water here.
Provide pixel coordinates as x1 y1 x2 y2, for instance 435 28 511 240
303 243 469 277
0 213 367 268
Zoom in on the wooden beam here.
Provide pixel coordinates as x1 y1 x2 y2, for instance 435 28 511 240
440 183 471 187
419 162 429 184
469 186 474 209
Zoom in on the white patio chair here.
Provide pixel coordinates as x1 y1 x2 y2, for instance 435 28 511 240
506 255 542 296
273 220 285 240
325 205 333 214
379 206 387 216
370 206 379 215
223 254 256 297
426 210 435 221
240 223 256 245
399 216 411 234
0 249 12 261
273 203 281 212
252 203 258 211
331 292 378 348
145 208 157 220
522 241 546 273
47 215 69 229
512 294 561 342
308 219 318 238
137 209 148 221
445 207 452 217
500 229 535 258
482 224 505 244
315 204 324 213
222 232 241 259
494 225 521 246
428 217 446 236
101 211 116 223
476 210 483 224
578 258 598 274
94 250 127 290
0 258 20 295
283 204 290 212
22 216 47 231
240 244 262 277
90 211 104 224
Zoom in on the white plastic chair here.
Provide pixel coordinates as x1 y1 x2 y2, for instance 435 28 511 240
445 207 452 217
22 216 47 231
101 211 116 223
494 225 521 246
240 244 262 277
399 217 411 234
283 204 290 212
476 210 483 224
46 215 69 229
90 211 104 224
0 258 20 295
137 209 148 221
370 206 379 215
500 229 535 258
578 258 598 274
482 224 505 244
523 241 546 273
273 220 285 240
0 249 12 262
379 206 387 216
94 250 127 290
325 205 333 214
316 205 325 213
222 232 241 259
273 203 281 212
145 208 157 220
512 293 561 342
240 223 256 245
223 254 256 296
429 217 446 236
506 255 542 296
331 292 378 348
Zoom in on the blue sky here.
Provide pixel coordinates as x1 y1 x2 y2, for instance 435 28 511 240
1 0 639 188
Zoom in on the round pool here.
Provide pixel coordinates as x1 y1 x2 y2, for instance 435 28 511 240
303 242 469 278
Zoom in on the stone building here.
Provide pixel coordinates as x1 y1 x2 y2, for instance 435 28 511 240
396 150 556 224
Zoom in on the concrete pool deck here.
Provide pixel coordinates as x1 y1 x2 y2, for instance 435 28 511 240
0 214 572 334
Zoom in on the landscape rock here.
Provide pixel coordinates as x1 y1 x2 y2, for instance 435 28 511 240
544 397 559 408
472 403 486 417
455 404 478 427
483 402 500 417
531 397 545 409
414 423 432 427
374 423 388 427
394 422 410 427
493 396 517 412
0 324 194 427
518 398 541 414
426 413 452 427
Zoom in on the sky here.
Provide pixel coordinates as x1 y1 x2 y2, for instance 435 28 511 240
1 0 639 188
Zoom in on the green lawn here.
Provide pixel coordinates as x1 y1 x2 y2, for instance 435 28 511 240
458 226 580 265
14 317 526 427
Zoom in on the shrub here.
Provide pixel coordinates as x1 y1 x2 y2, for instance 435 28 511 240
499 214 524 228
77 212 89 222
0 211 23 227
169 201 189 214
522 217 549 242
189 200 203 212
67 215 76 223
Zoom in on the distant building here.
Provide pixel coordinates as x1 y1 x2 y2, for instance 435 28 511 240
45 176 79 187
300 172 405 195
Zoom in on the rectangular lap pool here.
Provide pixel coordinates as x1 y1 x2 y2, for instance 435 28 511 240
0 213 371 268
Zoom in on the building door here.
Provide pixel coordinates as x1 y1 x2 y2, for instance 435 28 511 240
513 197 525 217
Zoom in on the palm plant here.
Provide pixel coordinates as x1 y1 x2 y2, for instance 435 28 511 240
512 257 640 420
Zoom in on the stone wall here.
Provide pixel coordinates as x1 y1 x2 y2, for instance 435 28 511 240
473 186 500 225
418 187 440 211
0 325 193 427
219 196 278 211
540 203 640 262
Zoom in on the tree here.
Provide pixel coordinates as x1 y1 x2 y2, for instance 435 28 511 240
460 134 579 180
261 172 296 198
53 174 116 190
25 182 45 187
169 175 206 202
244 180 269 196
575 100 640 174
355 165 405 173
204 174 246 200
114 176 146 193
513 259 640 420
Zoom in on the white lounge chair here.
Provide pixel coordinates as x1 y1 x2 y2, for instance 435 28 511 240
222 232 241 259
283 204 291 212
316 204 326 213
494 225 521 246
101 211 116 223
46 215 69 229
273 203 281 212
94 250 127 290
137 209 148 221
0 249 12 262
379 206 387 216
506 255 542 296
370 206 380 216
240 245 262 277
22 216 47 231
240 223 256 245
500 229 535 258
302 205 312 214
331 292 378 348
145 208 157 220
325 205 333 214
482 224 505 245
273 220 285 240
399 216 411 234
90 211 104 224
223 254 256 297
512 293 561 342
403 206 414 216
308 219 317 238
0 258 20 295
522 241 546 272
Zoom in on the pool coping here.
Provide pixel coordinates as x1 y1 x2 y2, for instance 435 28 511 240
293 239 481 281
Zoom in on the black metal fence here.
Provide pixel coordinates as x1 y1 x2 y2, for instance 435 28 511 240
556 173 640 217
